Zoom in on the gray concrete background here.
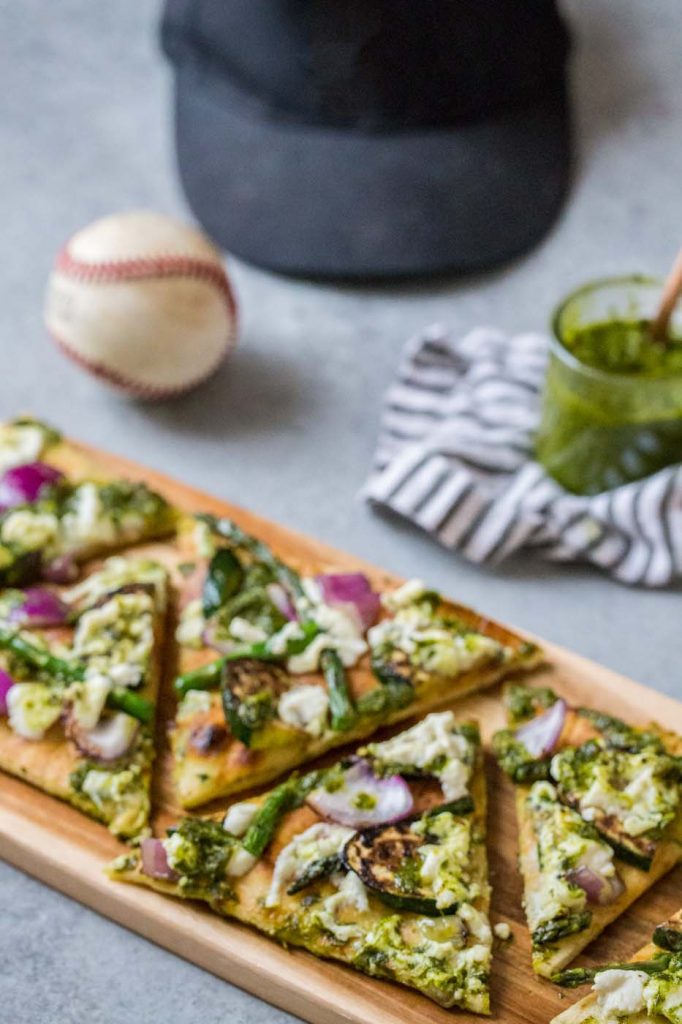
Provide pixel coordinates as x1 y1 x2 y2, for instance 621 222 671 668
0 1 680 1020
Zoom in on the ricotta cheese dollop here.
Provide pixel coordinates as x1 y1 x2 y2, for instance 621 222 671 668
266 822 354 908
277 685 330 738
367 711 473 801
592 969 648 1018
7 682 62 740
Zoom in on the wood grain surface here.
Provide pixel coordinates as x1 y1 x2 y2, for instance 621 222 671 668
1 439 680 1024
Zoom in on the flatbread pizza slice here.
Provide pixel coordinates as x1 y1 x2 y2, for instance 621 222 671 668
170 514 541 807
0 554 169 839
551 910 682 1023
0 416 176 586
493 685 682 978
111 710 494 1013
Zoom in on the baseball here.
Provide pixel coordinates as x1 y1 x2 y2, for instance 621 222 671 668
44 210 237 399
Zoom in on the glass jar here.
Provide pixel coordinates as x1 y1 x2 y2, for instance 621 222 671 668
536 276 682 495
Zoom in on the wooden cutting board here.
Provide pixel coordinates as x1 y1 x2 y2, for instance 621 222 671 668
0 439 680 1024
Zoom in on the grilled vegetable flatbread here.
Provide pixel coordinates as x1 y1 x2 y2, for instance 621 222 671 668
552 910 682 1023
170 515 541 807
111 711 494 1013
0 417 175 586
493 685 682 978
0 555 168 838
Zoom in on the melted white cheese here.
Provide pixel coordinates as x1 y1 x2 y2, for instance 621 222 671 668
368 711 473 801
314 871 369 942
67 673 111 729
176 689 213 722
0 423 49 470
228 617 268 644
7 683 62 739
593 969 647 1017
368 600 503 680
73 592 154 684
175 598 205 648
1 511 59 552
266 823 353 908
81 766 137 808
226 847 258 878
381 578 428 612
277 685 329 738
163 830 193 870
223 801 260 837
287 603 367 674
417 814 474 909
66 557 167 611
60 482 117 551
552 747 678 839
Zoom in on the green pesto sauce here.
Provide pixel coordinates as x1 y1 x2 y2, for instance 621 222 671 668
564 319 682 375
537 318 682 495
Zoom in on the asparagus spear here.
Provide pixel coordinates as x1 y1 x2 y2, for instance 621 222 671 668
654 918 682 952
551 954 672 988
107 687 155 724
0 627 82 681
242 777 303 858
355 677 414 717
197 515 306 601
321 648 357 731
0 628 153 723
241 770 325 859
287 853 343 895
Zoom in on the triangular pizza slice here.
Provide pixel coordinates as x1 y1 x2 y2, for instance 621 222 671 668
0 554 168 839
111 710 494 1013
493 685 682 978
170 514 541 807
0 416 176 586
552 909 682 1023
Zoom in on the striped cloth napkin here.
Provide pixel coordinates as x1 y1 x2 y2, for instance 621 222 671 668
365 325 682 587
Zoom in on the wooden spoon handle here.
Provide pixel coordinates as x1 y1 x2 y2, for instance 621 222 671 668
651 248 682 341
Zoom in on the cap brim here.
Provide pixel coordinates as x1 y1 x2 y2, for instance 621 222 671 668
172 63 572 279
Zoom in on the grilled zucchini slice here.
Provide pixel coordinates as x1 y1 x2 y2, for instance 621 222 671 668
343 803 474 916
220 658 290 747
654 917 682 952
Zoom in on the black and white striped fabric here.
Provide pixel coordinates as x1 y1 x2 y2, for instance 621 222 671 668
365 325 682 587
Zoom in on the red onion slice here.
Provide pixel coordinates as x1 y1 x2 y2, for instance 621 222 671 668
0 461 64 509
9 587 70 627
141 838 177 881
71 712 139 761
567 867 624 906
267 582 297 621
316 573 381 631
201 620 234 655
0 670 15 715
515 698 567 759
43 555 79 584
307 758 413 828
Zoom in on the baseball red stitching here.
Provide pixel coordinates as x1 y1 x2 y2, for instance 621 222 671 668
49 328 233 401
52 241 238 397
56 248 238 321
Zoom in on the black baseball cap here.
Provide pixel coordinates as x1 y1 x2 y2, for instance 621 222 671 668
162 0 573 279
